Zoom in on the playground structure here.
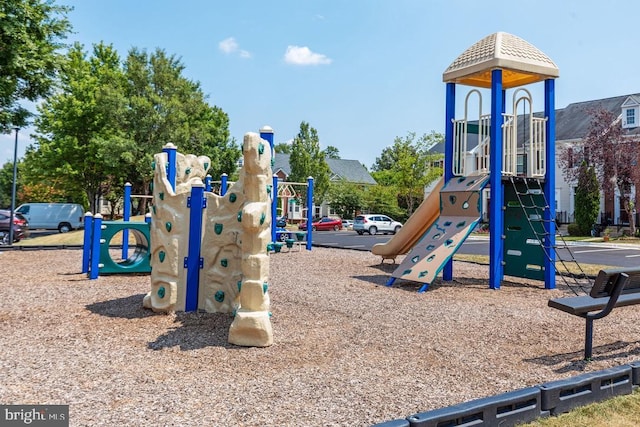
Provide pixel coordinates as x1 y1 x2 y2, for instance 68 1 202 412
380 32 562 291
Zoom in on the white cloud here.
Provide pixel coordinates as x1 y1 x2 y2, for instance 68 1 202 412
219 37 251 58
284 45 332 66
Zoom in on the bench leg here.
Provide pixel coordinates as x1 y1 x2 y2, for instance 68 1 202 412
585 318 594 360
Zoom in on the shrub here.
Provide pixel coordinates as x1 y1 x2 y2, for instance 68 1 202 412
567 223 583 236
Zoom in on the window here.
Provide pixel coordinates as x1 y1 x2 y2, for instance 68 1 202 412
623 107 637 128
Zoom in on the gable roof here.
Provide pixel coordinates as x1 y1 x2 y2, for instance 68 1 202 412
272 153 377 185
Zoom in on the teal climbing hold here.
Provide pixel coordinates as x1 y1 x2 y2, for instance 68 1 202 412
165 222 172 232
458 176 466 183
215 290 225 302
418 271 428 278
259 212 266 225
426 245 435 250
402 269 412 276
263 282 268 294
221 258 228 267
150 182 153 192
159 192 164 200
237 211 242 222
411 255 419 263
432 233 441 240
258 142 265 155
151 160 156 170
204 162 209 170
229 193 237 203
266 185 272 195
449 195 456 204
456 220 466 228
215 223 223 234
159 251 166 263
185 167 191 175
158 286 165 299
444 221 452 226
427 254 436 262
445 239 454 247
152 206 157 215
237 281 242 292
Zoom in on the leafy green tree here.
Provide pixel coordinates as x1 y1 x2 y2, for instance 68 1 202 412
28 42 127 212
327 180 365 219
324 145 340 159
289 121 331 203
574 161 600 235
363 184 405 221
0 0 72 132
121 48 239 213
371 131 443 216
274 142 291 154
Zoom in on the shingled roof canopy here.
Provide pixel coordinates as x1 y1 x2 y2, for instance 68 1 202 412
443 32 559 89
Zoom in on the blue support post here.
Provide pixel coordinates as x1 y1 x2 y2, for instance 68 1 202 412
220 173 228 196
145 213 152 224
81 212 94 274
185 182 205 312
489 69 504 289
163 143 177 191
89 214 103 280
205 174 212 192
306 176 314 251
443 82 456 281
259 126 275 156
271 175 279 244
122 182 131 260
544 78 557 289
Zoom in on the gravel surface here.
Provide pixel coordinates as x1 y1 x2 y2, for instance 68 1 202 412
1 247 640 426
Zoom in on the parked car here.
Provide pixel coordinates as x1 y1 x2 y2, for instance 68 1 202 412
298 216 343 231
0 209 30 243
353 214 403 235
342 220 354 230
276 214 288 228
15 203 84 233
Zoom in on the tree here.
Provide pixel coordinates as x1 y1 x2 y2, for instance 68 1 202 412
326 180 365 219
370 131 443 216
0 0 72 132
324 145 340 159
574 162 600 236
560 108 640 236
289 121 331 204
274 142 291 154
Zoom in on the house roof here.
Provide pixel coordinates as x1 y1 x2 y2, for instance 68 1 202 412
443 32 559 89
272 153 377 185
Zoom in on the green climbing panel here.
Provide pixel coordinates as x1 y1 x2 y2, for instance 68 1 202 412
503 180 546 281
99 221 151 275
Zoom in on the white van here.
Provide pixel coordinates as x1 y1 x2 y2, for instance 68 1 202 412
15 203 85 233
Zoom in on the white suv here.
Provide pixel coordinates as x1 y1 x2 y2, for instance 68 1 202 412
353 214 402 235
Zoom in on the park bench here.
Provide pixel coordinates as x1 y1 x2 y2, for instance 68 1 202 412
548 267 640 360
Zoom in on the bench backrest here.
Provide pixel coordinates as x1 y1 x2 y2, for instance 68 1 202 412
590 267 640 298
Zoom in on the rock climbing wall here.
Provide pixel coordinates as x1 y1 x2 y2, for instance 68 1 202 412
143 133 273 347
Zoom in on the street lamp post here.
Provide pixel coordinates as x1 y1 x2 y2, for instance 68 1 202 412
8 127 19 245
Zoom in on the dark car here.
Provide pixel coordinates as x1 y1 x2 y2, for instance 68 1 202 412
298 216 343 231
0 209 30 243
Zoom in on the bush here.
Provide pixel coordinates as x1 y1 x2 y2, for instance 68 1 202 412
567 223 583 236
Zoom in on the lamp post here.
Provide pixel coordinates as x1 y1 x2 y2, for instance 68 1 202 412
8 127 19 245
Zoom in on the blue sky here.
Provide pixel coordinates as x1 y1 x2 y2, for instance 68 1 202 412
3 0 640 170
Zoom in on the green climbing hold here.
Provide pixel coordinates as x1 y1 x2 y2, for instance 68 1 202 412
215 223 223 234
165 222 172 232
271 158 275 167
402 269 412 276
237 281 242 292
152 206 157 215
221 258 228 267
266 185 272 195
259 212 266 225
158 286 166 299
268 311 273 317
159 192 164 200
456 220 466 228
418 271 428 278
204 162 209 170
263 282 268 294
215 290 225 302
159 251 166 262
185 167 191 175
258 142 265 155
229 193 237 203
237 211 242 222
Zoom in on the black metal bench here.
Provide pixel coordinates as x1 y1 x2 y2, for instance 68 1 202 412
548 267 640 360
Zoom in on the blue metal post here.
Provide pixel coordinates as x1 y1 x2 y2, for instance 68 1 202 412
82 212 94 274
259 126 275 155
271 175 279 243
163 143 177 191
544 78 557 289
306 177 314 251
89 214 103 280
220 173 228 196
489 69 504 289
205 174 212 192
122 182 131 260
443 82 456 281
185 182 205 312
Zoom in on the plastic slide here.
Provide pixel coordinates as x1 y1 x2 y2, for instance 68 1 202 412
371 177 444 260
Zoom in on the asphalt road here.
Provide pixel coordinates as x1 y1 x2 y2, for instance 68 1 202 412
309 230 640 268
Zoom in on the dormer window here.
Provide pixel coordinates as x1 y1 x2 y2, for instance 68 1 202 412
621 95 640 129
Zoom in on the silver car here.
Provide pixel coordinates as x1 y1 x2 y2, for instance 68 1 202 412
353 214 402 235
